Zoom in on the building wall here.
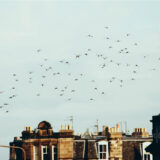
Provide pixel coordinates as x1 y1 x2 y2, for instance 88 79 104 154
123 141 142 160
103 125 123 160
108 133 122 160
9 121 153 160
58 138 73 160
123 140 152 160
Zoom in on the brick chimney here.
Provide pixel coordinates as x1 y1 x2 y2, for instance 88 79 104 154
132 128 149 138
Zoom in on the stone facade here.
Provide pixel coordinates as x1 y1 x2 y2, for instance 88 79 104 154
123 138 152 160
58 137 73 160
10 121 74 160
9 121 152 160
123 127 152 160
105 125 122 160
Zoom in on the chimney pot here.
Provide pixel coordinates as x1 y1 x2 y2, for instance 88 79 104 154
61 125 64 130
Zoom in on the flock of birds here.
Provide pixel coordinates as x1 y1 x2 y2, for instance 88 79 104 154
0 26 159 113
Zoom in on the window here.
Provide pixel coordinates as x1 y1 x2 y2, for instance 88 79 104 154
97 141 108 160
52 146 57 160
142 142 152 160
42 146 49 160
99 144 107 159
144 154 150 160
33 146 39 160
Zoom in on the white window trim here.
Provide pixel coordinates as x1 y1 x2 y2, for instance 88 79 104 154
33 146 39 160
52 145 57 160
97 141 109 160
41 146 49 160
144 154 151 160
142 142 153 160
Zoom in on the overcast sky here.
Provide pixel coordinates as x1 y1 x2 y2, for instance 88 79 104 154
0 0 160 159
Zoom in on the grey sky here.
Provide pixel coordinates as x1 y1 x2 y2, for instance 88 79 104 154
0 0 160 159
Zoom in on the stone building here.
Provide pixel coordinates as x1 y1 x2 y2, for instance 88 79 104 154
101 124 123 160
9 121 152 160
146 114 160 160
10 121 123 160
10 121 74 160
123 128 152 160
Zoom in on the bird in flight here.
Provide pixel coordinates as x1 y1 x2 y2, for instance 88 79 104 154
133 71 137 74
37 49 41 53
76 55 81 58
36 93 40 96
88 34 93 37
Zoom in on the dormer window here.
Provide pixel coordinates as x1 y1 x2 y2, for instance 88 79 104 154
142 142 153 160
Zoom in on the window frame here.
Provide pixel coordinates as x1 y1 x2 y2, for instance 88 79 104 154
33 146 39 160
52 145 57 160
144 154 150 160
142 142 153 160
41 145 49 160
97 141 109 160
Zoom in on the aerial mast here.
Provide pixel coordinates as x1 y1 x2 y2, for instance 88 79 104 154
69 116 73 129
94 119 99 133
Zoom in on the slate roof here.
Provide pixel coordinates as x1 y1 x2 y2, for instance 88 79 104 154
74 140 98 160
